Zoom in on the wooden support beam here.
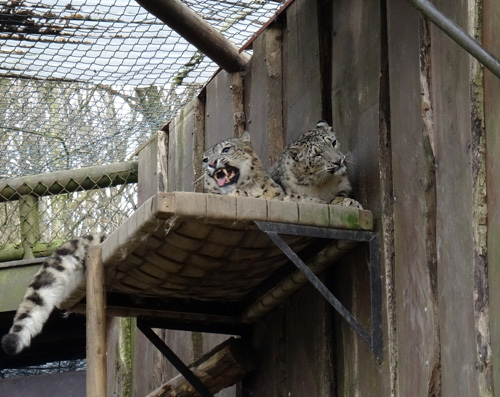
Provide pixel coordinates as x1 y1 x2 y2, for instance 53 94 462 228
0 161 138 202
86 245 107 397
135 0 250 73
232 72 246 137
19 195 40 259
146 337 256 397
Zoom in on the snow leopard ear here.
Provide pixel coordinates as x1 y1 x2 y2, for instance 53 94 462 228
288 145 301 162
316 120 332 133
240 131 251 142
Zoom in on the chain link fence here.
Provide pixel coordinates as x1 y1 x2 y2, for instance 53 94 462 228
0 0 283 259
0 161 138 261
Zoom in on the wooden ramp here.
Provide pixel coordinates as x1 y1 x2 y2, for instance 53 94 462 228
81 192 376 395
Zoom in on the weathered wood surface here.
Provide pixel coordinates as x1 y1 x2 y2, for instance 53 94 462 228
146 337 255 397
245 0 335 395
205 71 235 148
244 25 284 167
86 245 107 397
192 96 206 193
282 0 322 142
330 0 389 395
386 1 440 396
484 0 500 393
432 0 490 395
167 99 199 192
138 132 168 205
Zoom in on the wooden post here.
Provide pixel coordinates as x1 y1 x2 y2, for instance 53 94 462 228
19 194 40 259
193 95 206 193
232 72 246 138
264 26 284 164
86 245 107 397
135 0 250 73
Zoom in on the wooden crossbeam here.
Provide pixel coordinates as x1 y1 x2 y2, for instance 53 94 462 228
135 0 250 72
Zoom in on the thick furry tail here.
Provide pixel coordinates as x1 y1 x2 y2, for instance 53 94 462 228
1 234 105 355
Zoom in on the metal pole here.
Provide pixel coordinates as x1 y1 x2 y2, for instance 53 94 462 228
406 0 500 80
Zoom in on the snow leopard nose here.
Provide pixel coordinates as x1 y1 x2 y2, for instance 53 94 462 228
208 160 217 168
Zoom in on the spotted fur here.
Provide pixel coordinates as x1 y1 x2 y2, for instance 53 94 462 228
270 121 361 207
2 234 105 355
203 132 286 200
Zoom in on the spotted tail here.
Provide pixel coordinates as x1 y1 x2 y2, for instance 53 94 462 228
1 234 105 355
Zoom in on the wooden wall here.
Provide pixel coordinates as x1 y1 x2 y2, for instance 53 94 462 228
108 0 500 395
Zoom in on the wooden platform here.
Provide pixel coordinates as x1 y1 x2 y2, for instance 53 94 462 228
82 192 374 395
78 192 373 326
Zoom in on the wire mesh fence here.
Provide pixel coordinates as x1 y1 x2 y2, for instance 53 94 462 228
0 161 138 261
0 0 283 259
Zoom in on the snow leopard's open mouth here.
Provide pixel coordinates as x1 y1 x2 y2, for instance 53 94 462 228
214 166 240 187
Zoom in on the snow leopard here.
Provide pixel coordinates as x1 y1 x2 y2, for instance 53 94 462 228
269 121 361 208
203 131 286 200
2 234 105 355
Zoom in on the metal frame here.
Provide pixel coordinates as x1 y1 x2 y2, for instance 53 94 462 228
255 221 383 361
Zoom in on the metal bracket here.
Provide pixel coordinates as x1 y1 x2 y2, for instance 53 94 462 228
255 221 383 361
137 319 214 397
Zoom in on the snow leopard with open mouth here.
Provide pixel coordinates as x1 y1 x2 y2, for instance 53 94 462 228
202 132 285 200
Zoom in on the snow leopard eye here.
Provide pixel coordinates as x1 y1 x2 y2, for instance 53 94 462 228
332 139 338 148
202 157 208 163
221 146 231 154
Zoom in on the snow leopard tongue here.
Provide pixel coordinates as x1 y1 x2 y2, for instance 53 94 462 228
215 166 239 187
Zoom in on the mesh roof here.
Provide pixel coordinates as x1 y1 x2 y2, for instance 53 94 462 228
0 0 283 178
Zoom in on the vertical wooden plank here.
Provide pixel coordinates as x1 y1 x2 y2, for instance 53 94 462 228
137 131 168 205
205 70 234 148
243 26 287 397
245 25 284 167
386 1 441 396
232 72 246 138
204 69 248 155
286 283 335 397
330 0 391 395
193 93 206 193
167 98 200 192
282 0 322 143
484 0 500 392
431 0 485 394
86 245 107 397
331 0 382 207
247 306 288 397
